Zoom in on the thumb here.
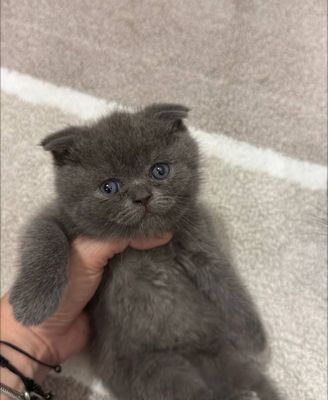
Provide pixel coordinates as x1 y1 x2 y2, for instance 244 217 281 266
70 237 130 271
130 232 173 250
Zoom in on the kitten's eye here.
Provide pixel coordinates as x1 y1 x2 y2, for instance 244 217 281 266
150 163 170 180
99 179 120 195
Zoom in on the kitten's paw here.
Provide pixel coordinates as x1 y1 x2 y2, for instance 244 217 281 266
9 284 61 326
229 391 260 400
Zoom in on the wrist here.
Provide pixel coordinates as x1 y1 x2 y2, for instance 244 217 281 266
0 334 51 394
0 296 55 391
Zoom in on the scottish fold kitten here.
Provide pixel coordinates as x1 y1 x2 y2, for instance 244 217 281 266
10 104 283 400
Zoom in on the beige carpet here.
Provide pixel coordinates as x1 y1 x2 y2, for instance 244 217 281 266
1 1 327 399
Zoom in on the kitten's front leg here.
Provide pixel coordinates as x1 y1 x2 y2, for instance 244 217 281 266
177 247 267 356
206 258 266 356
9 212 69 325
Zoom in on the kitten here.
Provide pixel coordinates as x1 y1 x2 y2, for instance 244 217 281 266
9 104 283 400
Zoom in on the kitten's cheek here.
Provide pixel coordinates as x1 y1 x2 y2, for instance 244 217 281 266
149 197 176 215
112 204 145 225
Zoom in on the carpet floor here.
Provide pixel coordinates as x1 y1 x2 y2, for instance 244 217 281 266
1 1 327 399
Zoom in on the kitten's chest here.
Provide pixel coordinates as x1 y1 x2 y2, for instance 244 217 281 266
108 242 190 300
91 239 219 353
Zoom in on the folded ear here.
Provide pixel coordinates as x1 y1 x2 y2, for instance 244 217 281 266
142 103 190 133
40 126 81 166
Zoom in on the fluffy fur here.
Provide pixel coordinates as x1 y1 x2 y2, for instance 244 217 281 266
10 104 283 400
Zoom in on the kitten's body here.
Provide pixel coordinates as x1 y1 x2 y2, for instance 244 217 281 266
10 105 283 399
90 207 277 400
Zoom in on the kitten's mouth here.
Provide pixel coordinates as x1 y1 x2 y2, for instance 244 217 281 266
143 205 150 217
142 203 158 220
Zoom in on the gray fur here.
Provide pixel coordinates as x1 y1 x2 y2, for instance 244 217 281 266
9 104 283 399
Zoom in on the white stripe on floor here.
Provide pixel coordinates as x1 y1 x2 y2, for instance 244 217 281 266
1 67 326 191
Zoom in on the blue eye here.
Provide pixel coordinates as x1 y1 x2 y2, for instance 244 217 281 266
100 179 120 195
151 163 170 180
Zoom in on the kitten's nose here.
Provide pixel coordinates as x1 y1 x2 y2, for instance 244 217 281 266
135 195 152 206
130 187 152 206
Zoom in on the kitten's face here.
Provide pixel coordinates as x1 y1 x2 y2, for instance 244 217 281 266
42 104 199 238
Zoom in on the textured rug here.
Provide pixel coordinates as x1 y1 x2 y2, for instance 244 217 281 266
1 1 327 399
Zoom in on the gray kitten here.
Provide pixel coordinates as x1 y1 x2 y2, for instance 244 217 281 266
10 104 283 400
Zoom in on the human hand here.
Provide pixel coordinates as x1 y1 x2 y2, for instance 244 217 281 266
0 233 172 387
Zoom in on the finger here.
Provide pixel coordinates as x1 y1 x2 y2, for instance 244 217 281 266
130 232 173 250
55 312 91 362
71 236 130 271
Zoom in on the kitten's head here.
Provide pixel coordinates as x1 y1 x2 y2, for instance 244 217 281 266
41 104 199 238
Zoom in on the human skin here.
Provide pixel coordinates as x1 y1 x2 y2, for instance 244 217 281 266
0 233 172 396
